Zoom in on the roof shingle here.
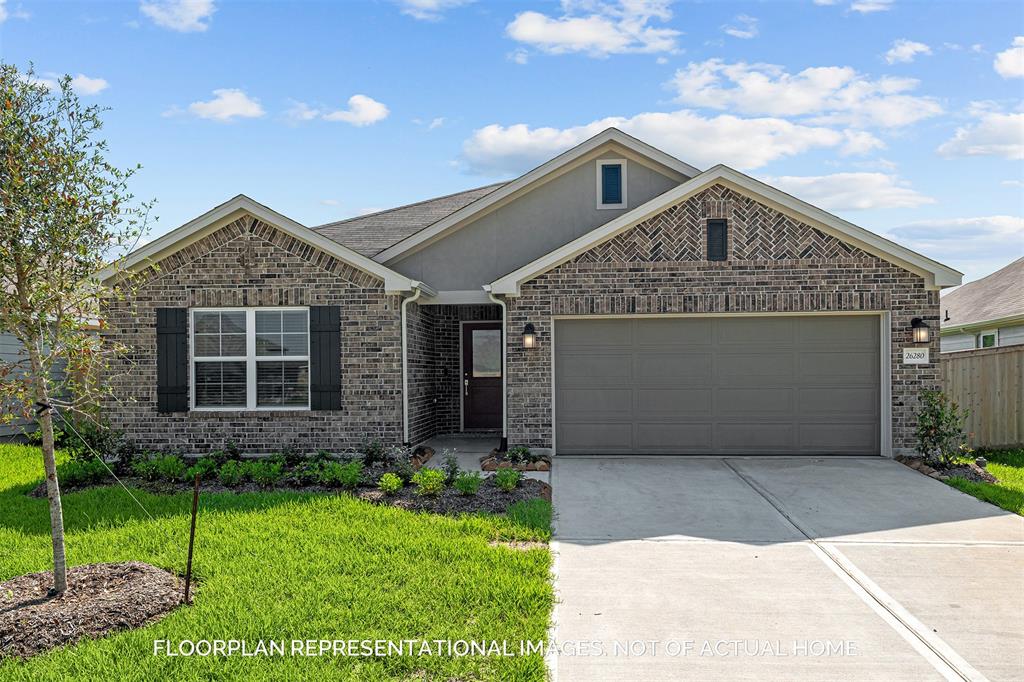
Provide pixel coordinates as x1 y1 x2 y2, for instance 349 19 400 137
313 182 506 257
940 256 1024 328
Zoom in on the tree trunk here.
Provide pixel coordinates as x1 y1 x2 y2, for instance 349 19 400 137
29 346 68 595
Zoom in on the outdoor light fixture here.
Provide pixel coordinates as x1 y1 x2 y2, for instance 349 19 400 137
911 317 930 344
522 323 537 349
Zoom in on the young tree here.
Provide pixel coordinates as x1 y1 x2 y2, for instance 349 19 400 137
0 64 151 594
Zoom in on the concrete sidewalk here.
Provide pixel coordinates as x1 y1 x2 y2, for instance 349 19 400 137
550 456 1024 681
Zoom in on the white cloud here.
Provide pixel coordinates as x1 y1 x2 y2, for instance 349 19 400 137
884 39 931 64
850 0 893 13
322 95 389 126
762 172 933 210
994 36 1024 79
1001 179 1024 188
70 74 109 95
508 48 530 65
937 107 1024 160
841 129 886 155
186 89 264 121
506 0 681 58
285 100 320 122
320 199 341 206
812 0 838 4
460 111 865 176
140 0 215 32
668 59 942 128
0 0 30 22
723 14 758 40
396 0 472 21
428 117 445 130
884 216 1024 281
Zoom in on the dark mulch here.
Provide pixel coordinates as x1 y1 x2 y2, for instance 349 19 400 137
30 474 549 517
358 477 549 515
0 562 184 660
937 463 999 484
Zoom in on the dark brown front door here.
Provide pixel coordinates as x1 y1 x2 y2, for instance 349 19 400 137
462 322 502 430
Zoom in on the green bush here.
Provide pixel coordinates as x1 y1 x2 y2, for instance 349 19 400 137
58 458 109 487
243 460 285 488
130 455 160 481
185 457 219 481
295 460 326 485
441 450 460 483
321 461 364 489
494 468 521 491
411 468 446 497
153 454 187 482
916 389 970 467
361 440 387 466
218 460 244 486
506 445 531 464
62 419 134 463
378 472 403 495
453 471 482 496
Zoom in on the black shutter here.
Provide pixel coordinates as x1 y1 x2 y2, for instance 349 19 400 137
156 308 188 413
309 306 341 411
601 164 623 204
707 218 728 261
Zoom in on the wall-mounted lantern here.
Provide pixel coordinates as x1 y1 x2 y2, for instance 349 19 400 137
911 317 930 344
522 323 537 349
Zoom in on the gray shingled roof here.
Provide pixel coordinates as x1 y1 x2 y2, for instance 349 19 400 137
941 256 1024 328
313 182 507 257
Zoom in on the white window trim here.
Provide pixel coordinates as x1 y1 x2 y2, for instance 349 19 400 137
596 159 628 210
977 329 999 349
190 307 311 411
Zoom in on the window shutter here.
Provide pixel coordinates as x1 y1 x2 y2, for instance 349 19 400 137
707 219 728 261
156 308 188 413
309 306 342 411
601 164 623 204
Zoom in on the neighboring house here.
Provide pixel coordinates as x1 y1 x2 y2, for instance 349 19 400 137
0 332 67 440
940 257 1024 353
97 128 961 458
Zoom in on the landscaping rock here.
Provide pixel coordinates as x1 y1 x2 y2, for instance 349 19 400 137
536 461 550 472
0 562 183 660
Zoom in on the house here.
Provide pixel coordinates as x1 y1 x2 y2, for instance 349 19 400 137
97 128 961 458
940 257 1024 353
0 332 70 441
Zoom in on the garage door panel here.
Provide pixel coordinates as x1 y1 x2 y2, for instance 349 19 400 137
636 423 713 451
636 388 712 416
557 422 633 452
716 388 795 416
554 316 880 456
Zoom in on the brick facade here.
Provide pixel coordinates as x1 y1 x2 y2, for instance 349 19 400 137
102 214 404 454
505 184 940 455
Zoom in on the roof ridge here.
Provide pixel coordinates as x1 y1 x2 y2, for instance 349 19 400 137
945 256 1023 295
314 182 507 230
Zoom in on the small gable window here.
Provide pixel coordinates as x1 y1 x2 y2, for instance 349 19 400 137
597 159 627 209
707 219 728 261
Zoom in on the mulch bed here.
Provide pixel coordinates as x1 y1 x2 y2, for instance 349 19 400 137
30 474 550 517
894 455 998 484
0 562 184 660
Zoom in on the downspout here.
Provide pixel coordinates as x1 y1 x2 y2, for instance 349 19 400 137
483 285 508 451
401 285 424 446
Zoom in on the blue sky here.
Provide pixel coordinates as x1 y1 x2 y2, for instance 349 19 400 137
2 0 1022 282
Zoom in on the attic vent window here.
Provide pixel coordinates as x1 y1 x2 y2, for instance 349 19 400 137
707 218 728 261
597 159 627 209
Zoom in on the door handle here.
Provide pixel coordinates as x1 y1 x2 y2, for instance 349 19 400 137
464 378 469 396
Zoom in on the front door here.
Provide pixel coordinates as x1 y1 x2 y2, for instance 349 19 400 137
462 322 502 430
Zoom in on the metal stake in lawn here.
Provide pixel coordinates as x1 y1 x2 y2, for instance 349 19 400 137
184 473 200 605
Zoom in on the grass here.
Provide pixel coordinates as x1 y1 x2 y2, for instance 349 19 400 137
0 444 553 681
944 448 1024 516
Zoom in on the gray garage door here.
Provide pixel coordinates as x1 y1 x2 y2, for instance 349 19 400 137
554 316 880 455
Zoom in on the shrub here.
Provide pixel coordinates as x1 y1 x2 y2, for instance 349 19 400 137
378 472 403 495
453 471 483 496
506 445 531 464
130 455 160 481
441 450 460 483
295 460 326 485
411 468 446 497
218 460 244 486
185 457 219 481
278 445 305 467
322 461 364 489
62 419 134 463
153 455 187 482
58 458 109 487
361 440 387 466
243 460 285 488
916 390 970 468
225 440 242 460
494 468 521 491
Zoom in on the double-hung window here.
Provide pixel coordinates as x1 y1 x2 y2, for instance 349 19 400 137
191 308 310 410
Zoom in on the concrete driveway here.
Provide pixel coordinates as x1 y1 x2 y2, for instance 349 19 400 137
550 457 1024 681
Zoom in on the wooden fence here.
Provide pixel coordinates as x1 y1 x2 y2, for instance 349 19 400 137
940 345 1024 449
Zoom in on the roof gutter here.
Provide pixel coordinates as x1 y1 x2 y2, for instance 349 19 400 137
483 285 508 451
940 313 1024 336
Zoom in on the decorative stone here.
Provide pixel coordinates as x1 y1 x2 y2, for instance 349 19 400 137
975 456 987 469
536 461 550 471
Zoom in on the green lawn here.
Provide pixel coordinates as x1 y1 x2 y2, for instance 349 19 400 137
0 445 553 681
944 448 1024 516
